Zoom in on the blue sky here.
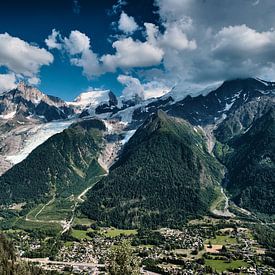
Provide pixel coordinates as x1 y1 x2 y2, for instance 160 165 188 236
0 0 158 100
1 0 275 101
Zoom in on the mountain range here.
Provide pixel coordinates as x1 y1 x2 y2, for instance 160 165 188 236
0 77 274 228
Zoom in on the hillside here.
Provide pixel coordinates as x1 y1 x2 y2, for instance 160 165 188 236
82 111 224 228
0 119 106 204
223 107 275 214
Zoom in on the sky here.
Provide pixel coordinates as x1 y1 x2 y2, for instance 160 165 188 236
0 0 275 101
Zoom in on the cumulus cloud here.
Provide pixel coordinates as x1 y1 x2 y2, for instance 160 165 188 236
0 73 17 93
71 48 102 78
45 0 275 94
118 74 170 100
45 28 164 78
118 11 138 34
160 22 197 51
64 30 90 55
213 25 275 61
152 0 275 87
45 29 62 50
118 74 144 100
45 30 102 78
0 33 53 78
101 37 164 71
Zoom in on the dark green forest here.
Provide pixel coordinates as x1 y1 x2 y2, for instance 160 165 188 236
215 107 275 214
82 111 223 228
0 119 106 205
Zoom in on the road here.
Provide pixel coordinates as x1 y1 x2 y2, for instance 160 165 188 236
23 257 104 268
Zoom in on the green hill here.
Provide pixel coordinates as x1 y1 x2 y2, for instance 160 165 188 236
0 119 106 204
82 111 223 228
223 107 275 214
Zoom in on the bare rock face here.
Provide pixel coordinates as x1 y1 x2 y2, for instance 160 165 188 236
0 83 76 175
0 82 74 122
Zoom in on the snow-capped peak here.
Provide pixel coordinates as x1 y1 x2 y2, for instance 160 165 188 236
17 81 45 105
68 89 111 110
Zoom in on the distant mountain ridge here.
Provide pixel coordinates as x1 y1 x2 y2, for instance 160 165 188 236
0 82 74 122
0 77 275 227
132 78 275 126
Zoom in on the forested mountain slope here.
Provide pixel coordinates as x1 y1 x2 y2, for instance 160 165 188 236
82 111 223 228
0 119 106 204
220 107 275 214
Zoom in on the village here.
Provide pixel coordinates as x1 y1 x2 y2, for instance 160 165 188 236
3 215 275 274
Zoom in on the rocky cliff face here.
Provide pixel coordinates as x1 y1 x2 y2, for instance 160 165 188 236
132 78 275 127
0 82 74 122
0 83 76 175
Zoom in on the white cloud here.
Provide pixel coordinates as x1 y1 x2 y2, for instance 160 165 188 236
0 73 17 93
150 0 275 88
156 0 192 21
101 37 164 71
71 48 102 78
64 30 90 55
144 23 159 45
45 29 62 50
160 22 197 51
47 30 102 78
118 11 138 34
118 74 170 100
0 33 53 78
46 1 275 88
28 76 40 85
213 24 275 60
118 75 144 100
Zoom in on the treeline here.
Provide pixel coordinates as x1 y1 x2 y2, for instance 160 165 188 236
82 112 223 228
0 119 106 204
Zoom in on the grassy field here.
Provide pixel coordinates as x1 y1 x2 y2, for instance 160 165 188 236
206 235 237 245
73 216 94 226
24 173 105 227
14 218 62 234
26 203 45 220
205 259 249 272
37 198 74 221
70 227 138 240
71 229 93 240
104 228 137 237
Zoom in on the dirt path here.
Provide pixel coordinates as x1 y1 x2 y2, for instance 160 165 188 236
61 174 107 234
34 195 56 219
25 195 59 224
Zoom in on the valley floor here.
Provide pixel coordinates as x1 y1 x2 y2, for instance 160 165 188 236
1 205 275 274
